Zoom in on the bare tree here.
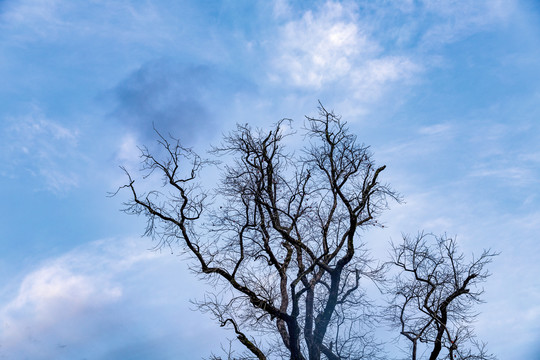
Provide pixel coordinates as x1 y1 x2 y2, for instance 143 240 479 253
118 104 398 359
387 233 497 360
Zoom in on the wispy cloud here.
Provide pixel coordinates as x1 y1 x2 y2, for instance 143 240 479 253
469 165 537 187
0 0 168 46
465 121 540 189
1 109 81 193
417 123 452 136
0 0 64 39
419 0 517 48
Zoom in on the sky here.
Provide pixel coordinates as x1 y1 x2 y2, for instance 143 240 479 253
0 0 539 359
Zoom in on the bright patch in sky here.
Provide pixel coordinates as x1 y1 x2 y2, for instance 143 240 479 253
1 0 539 359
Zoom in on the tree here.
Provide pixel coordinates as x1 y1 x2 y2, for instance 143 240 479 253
118 104 398 360
387 233 497 360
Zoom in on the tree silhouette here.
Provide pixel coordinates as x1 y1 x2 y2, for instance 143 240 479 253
118 104 398 360
387 233 497 360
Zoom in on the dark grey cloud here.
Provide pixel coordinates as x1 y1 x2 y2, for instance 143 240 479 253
113 59 256 144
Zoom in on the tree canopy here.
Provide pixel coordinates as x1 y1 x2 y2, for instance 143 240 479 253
118 105 495 360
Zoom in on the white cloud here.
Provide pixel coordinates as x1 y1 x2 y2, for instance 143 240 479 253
0 237 226 359
1 264 122 348
267 0 515 100
265 0 517 108
0 238 141 353
272 1 370 89
270 1 421 105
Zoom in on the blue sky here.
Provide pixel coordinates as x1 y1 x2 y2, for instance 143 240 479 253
0 0 539 358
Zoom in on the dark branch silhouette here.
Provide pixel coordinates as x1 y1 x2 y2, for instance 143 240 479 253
117 104 497 360
118 104 398 359
387 233 497 360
